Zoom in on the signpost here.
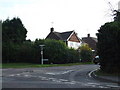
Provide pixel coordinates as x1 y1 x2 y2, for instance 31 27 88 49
43 59 49 61
39 45 45 65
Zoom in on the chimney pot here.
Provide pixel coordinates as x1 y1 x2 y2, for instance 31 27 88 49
88 34 90 37
50 27 54 32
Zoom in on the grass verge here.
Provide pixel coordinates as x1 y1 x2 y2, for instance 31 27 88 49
2 62 93 68
95 69 120 77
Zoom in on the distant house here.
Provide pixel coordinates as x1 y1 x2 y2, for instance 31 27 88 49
82 34 97 51
46 27 82 49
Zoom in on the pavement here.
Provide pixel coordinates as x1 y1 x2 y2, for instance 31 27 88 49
91 69 120 85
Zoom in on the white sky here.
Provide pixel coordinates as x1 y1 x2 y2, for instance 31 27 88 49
0 0 119 41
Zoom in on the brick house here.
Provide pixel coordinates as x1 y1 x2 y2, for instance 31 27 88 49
46 27 82 49
82 34 97 51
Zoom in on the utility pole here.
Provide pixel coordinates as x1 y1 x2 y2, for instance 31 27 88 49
39 45 45 64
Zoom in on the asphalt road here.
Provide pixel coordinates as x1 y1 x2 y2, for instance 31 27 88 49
2 64 120 88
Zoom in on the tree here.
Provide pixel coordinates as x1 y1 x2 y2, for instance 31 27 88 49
97 21 120 73
2 17 27 43
2 17 28 63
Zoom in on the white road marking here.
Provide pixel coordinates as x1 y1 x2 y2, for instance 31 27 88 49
41 77 47 79
64 81 76 85
46 70 73 75
16 74 20 76
98 86 108 88
62 70 73 74
87 83 100 85
45 73 56 75
88 69 120 88
41 77 49 81
24 75 30 77
59 79 69 82
88 69 98 78
48 78 56 80
106 85 120 88
9 74 15 77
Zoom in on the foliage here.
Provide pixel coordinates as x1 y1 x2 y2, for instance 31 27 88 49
2 42 16 63
35 39 79 64
44 39 67 64
16 41 37 63
97 21 120 73
78 44 93 62
66 48 79 63
2 41 36 63
2 17 28 63
2 17 80 64
2 17 27 43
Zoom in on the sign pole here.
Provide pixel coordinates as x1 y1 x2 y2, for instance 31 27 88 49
39 45 45 65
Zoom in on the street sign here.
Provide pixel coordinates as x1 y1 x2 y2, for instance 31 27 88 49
43 59 48 61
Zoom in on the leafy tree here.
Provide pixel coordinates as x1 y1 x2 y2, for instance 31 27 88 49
97 21 120 73
2 17 28 63
78 44 93 62
2 17 27 43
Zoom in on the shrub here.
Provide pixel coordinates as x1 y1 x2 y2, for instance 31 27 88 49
44 39 67 64
79 44 93 62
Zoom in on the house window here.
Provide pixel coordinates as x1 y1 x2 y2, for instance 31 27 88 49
70 42 73 47
76 43 78 47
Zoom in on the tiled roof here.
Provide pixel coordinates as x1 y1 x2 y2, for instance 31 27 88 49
46 31 74 41
60 31 73 40
91 37 98 42
82 37 97 50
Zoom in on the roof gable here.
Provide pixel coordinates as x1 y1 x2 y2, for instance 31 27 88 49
68 32 80 42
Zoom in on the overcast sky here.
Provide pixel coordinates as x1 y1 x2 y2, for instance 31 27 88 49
0 0 119 41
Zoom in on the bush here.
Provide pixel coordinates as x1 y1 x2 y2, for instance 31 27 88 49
2 38 80 64
44 39 67 64
44 39 79 64
79 44 93 62
66 48 79 63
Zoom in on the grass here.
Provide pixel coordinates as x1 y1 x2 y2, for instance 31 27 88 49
1 62 93 68
95 69 120 77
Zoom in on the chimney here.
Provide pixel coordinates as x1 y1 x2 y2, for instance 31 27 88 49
50 27 54 32
87 34 90 37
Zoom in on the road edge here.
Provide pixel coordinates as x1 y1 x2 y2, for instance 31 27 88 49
89 69 120 84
